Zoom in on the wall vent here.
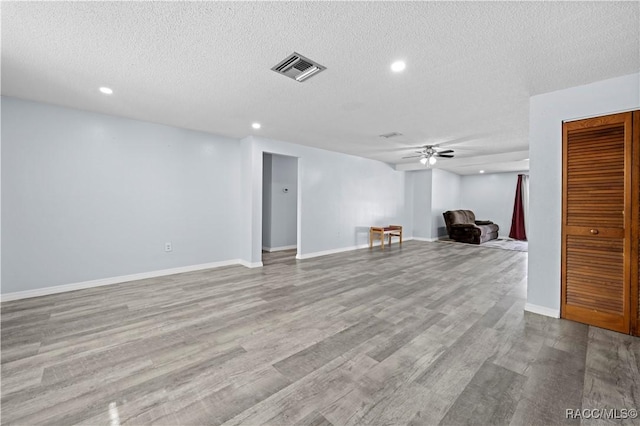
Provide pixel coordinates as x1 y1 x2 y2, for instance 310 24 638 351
379 132 403 138
271 52 326 82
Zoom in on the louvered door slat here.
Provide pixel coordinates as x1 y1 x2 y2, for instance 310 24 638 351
565 126 624 229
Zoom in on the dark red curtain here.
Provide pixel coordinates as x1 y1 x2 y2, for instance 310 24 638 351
509 174 527 240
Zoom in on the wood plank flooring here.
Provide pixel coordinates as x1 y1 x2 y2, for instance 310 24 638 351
1 241 639 425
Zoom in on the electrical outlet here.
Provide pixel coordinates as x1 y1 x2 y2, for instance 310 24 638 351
165 242 172 252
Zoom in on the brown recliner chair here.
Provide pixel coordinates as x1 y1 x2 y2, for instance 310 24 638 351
443 210 499 244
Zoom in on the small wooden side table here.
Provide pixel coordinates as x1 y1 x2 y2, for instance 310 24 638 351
369 225 403 250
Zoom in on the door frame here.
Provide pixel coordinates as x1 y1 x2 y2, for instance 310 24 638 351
631 111 640 336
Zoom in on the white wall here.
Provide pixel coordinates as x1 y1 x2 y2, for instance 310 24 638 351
528 73 640 314
403 170 415 239
460 171 528 237
408 168 463 240
431 169 462 238
410 170 433 240
264 154 297 250
2 98 413 293
240 137 256 266
261 154 273 249
1 97 242 294
240 136 410 263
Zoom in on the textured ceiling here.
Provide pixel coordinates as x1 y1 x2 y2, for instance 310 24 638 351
2 1 639 174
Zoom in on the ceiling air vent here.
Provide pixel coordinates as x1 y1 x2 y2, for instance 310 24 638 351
379 132 403 139
271 52 326 82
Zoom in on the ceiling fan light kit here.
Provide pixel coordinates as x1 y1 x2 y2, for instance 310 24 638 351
403 145 454 166
419 155 437 166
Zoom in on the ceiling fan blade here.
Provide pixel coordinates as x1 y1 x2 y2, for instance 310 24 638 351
436 154 454 158
436 149 454 154
402 155 422 159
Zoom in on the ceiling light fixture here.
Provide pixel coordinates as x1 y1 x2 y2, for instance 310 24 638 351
479 170 485 174
99 87 113 95
252 122 261 129
391 61 406 72
419 154 438 166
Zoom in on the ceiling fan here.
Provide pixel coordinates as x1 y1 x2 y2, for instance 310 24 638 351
403 145 455 166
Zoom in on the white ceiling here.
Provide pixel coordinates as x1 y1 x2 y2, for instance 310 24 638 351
2 2 639 175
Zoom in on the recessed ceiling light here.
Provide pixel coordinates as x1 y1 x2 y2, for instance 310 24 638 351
99 87 113 95
479 170 485 174
252 122 261 129
390 61 406 72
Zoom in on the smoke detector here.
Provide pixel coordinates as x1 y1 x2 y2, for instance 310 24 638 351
271 52 326 82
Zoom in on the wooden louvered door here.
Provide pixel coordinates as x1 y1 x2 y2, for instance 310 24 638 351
561 112 633 334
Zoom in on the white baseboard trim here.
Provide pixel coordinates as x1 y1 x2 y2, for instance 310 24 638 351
238 260 263 268
297 245 359 260
0 259 243 302
296 238 410 260
524 303 560 318
263 245 297 253
412 237 441 242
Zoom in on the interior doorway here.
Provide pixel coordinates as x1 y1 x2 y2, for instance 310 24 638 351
262 153 298 265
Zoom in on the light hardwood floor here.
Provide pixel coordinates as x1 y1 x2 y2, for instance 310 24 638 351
1 241 639 425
